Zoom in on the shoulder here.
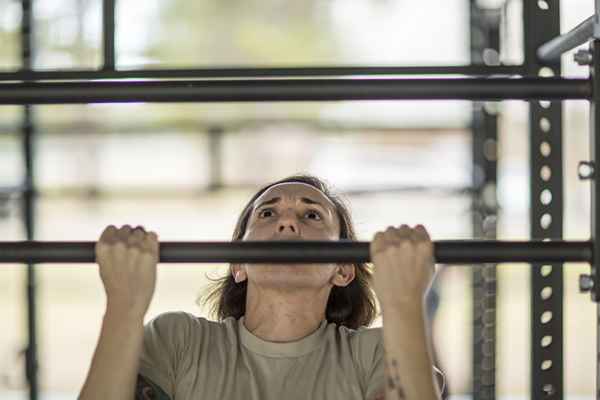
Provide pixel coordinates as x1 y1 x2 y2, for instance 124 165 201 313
342 325 384 351
326 323 384 367
144 311 238 344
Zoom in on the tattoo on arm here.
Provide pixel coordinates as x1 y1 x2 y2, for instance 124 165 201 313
384 356 406 400
135 374 172 400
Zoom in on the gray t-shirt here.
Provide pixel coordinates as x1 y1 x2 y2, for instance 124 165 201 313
139 311 385 399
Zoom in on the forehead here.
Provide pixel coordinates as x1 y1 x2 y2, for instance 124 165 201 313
253 183 335 209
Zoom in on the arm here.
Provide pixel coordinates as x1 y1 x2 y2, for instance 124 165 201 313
79 225 161 400
79 310 146 400
380 304 440 400
369 225 441 400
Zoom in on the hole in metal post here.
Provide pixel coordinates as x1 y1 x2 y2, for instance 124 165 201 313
541 336 553 348
539 117 551 132
540 141 551 157
541 311 553 324
540 213 552 229
540 166 552 181
483 48 500 66
543 384 556 396
541 286 553 300
539 100 551 108
537 0 550 10
541 265 552 276
541 360 553 370
540 189 552 205
538 67 554 77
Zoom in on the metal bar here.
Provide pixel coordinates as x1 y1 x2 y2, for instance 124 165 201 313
525 1 564 399
0 65 526 81
0 240 591 264
470 3 500 399
537 15 595 63
0 78 590 105
20 0 38 399
102 0 115 70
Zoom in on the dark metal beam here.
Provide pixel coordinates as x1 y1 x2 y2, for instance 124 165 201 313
525 1 564 399
537 15 595 63
0 78 590 105
0 65 526 81
0 240 592 264
102 0 116 70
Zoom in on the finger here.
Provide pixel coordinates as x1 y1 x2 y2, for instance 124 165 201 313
129 227 146 247
99 225 118 244
117 225 133 243
397 224 412 240
384 226 402 245
142 231 159 257
413 224 431 242
370 231 387 255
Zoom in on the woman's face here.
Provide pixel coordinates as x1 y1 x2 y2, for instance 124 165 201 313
233 182 354 290
243 182 340 241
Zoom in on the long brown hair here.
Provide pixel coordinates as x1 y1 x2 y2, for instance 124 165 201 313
199 174 379 329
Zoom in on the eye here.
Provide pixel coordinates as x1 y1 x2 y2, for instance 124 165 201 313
305 210 322 221
258 208 274 218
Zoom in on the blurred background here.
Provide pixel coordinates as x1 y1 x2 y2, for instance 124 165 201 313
0 0 595 398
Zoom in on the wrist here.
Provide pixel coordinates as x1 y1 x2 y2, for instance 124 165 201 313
105 302 146 323
380 296 425 315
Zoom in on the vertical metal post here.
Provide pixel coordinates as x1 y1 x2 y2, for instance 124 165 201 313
524 1 564 399
208 126 224 192
589 38 600 400
21 1 38 400
470 3 500 400
103 0 116 70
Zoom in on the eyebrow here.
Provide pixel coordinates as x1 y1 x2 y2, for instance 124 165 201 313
254 196 328 212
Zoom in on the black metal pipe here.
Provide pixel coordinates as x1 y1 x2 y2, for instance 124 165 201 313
0 65 526 81
102 0 115 70
537 15 595 63
0 240 592 264
0 78 590 105
20 0 38 398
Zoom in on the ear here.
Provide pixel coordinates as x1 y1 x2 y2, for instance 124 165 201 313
231 264 248 283
331 264 356 287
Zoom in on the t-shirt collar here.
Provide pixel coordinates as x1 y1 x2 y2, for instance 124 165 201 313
238 316 329 358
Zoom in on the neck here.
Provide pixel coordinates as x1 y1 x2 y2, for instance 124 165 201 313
243 283 330 342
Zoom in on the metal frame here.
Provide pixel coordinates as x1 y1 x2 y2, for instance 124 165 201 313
524 2 564 399
20 1 38 399
587 38 600 400
7 0 600 399
470 3 500 399
0 78 590 104
0 65 527 81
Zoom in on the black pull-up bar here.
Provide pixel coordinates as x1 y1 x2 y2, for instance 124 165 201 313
0 78 590 105
0 240 591 264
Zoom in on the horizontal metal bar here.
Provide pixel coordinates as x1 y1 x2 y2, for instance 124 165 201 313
537 15 595 62
0 240 591 264
0 65 526 81
0 78 590 104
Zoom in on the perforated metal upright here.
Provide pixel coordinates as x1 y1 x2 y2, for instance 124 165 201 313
524 1 564 399
588 37 600 400
470 2 500 399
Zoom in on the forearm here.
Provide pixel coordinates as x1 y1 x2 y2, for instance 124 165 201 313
381 303 440 400
79 308 145 400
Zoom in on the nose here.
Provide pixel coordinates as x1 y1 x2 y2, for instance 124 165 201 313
277 209 299 236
